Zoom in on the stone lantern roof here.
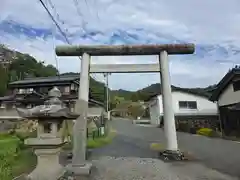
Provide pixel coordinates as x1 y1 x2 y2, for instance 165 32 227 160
16 87 79 120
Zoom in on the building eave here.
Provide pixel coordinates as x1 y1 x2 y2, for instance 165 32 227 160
145 88 211 103
209 68 240 102
8 75 79 88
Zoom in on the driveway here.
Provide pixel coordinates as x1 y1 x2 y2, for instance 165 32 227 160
107 118 240 178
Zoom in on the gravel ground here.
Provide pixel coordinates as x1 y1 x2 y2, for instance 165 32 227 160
91 156 238 180
60 118 240 180
63 156 236 180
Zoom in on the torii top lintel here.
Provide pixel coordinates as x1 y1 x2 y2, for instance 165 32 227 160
55 43 195 56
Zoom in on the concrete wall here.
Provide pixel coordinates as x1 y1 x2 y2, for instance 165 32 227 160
88 107 104 117
0 106 105 133
0 106 105 119
0 108 19 117
148 97 160 125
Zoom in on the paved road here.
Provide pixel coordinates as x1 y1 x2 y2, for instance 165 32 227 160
94 118 240 178
90 121 158 159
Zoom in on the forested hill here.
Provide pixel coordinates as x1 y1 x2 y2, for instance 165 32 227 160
0 45 58 96
111 83 217 102
0 44 216 104
134 83 217 101
0 45 106 102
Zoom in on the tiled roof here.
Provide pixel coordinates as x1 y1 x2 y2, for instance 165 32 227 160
209 67 240 101
9 75 79 85
145 86 210 102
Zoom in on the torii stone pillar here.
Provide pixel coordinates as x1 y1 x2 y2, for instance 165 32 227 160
66 53 92 174
56 43 195 168
159 51 178 151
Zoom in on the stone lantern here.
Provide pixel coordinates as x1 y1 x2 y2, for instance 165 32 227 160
16 87 79 180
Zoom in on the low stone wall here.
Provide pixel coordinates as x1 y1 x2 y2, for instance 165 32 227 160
0 108 19 117
0 109 20 132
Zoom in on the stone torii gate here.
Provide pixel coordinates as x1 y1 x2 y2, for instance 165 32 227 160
55 44 195 175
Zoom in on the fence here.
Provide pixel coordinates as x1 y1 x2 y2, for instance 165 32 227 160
86 114 109 139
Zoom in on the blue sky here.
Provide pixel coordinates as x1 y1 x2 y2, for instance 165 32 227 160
1 0 240 90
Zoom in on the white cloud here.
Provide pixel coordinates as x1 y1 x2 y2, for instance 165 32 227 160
1 0 240 90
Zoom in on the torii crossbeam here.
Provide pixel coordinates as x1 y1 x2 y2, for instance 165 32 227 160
55 43 195 175
56 44 194 56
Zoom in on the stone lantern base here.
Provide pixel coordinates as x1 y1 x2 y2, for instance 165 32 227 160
66 162 92 175
24 138 66 180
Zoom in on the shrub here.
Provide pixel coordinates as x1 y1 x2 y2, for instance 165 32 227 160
15 130 37 140
197 128 213 136
15 131 37 150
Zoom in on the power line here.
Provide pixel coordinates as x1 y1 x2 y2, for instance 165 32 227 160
76 0 101 81
72 0 83 18
71 0 100 81
72 0 88 33
92 0 100 20
39 0 99 82
47 0 68 33
49 3 60 77
38 0 71 44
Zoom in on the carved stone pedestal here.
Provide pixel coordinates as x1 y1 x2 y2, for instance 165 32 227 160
25 138 66 180
65 163 92 175
158 150 184 161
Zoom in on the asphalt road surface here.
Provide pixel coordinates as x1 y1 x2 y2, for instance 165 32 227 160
91 118 240 178
90 120 158 159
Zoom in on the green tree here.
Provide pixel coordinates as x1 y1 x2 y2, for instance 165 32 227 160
9 54 58 80
0 66 8 96
127 103 145 119
131 93 139 102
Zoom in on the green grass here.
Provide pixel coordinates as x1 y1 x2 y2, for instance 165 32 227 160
0 129 116 180
87 131 116 148
63 129 117 150
0 138 19 154
150 143 165 151
0 134 37 180
12 149 37 177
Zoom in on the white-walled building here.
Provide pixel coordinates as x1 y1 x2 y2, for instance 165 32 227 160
210 67 240 136
148 89 218 126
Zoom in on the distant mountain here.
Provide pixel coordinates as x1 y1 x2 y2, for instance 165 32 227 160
110 83 218 102
134 83 217 101
111 89 134 100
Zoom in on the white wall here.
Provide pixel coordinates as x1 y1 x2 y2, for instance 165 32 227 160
149 91 218 124
218 83 240 106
